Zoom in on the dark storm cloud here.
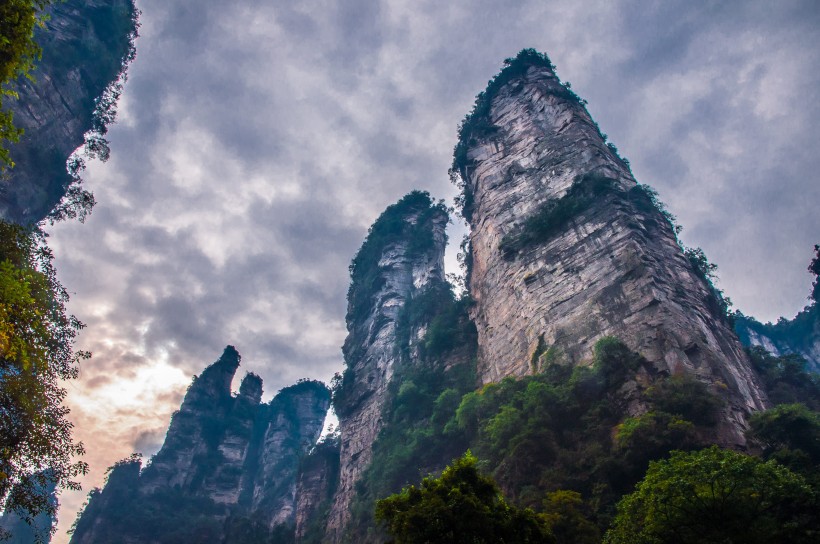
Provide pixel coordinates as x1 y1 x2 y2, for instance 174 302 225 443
47 1 818 540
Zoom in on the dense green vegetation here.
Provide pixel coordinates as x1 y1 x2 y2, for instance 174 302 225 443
744 346 820 489
605 446 817 544
72 484 227 544
0 220 88 539
376 452 555 544
356 335 738 542
450 338 721 527
0 0 51 171
366 337 820 542
746 346 820 410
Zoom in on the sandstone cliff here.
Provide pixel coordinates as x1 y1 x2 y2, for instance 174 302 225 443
453 50 767 445
69 347 331 543
0 0 137 224
325 191 449 540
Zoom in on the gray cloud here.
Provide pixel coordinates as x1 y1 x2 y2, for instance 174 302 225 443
47 1 819 541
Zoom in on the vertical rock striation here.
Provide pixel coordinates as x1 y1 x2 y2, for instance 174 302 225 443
0 0 137 224
294 437 340 542
326 192 448 541
454 51 766 445
70 347 331 544
139 346 245 496
249 381 332 529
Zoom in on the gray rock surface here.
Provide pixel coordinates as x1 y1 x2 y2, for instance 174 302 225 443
249 381 332 529
458 60 767 445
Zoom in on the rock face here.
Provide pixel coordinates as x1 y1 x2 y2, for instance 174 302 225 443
69 347 331 543
325 192 448 541
454 52 767 445
0 0 137 224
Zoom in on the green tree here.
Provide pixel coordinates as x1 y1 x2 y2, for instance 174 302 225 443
0 0 52 171
375 452 555 544
605 446 817 544
541 490 599 544
0 220 88 539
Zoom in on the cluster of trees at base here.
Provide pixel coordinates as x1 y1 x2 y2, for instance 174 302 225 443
357 329 820 543
377 445 817 544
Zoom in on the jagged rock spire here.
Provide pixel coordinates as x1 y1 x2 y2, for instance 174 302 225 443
326 192 448 540
70 348 331 544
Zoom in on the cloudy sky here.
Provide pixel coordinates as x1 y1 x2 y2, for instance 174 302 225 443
44 0 819 541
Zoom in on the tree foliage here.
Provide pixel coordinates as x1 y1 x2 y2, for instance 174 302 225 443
375 451 555 544
450 338 720 525
0 220 88 537
0 0 51 171
605 446 818 544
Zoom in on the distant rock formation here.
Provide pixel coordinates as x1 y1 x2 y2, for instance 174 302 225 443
736 308 820 373
735 245 820 373
69 347 331 543
0 0 138 224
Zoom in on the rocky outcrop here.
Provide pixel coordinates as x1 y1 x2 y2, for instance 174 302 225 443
69 347 331 544
0 0 137 224
138 347 246 496
454 51 767 445
736 307 820 373
326 192 448 541
249 381 332 529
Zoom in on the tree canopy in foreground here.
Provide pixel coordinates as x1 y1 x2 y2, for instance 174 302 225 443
604 446 817 544
375 451 555 544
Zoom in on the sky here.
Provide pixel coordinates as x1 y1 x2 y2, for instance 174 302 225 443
42 0 819 541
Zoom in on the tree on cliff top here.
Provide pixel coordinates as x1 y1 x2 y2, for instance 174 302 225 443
375 451 555 543
0 0 52 171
